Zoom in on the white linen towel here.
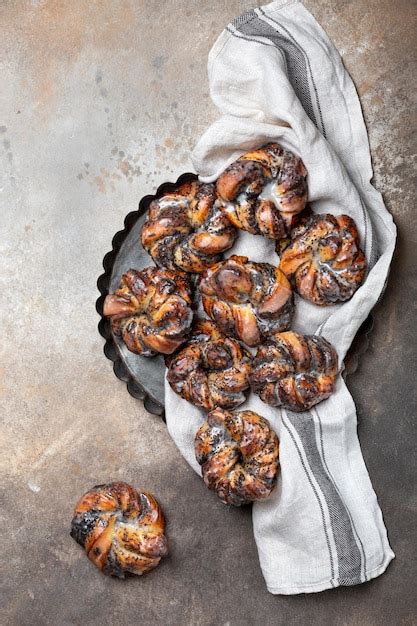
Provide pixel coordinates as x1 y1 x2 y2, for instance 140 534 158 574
165 0 396 594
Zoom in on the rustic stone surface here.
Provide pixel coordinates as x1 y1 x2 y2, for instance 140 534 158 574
1 1 416 624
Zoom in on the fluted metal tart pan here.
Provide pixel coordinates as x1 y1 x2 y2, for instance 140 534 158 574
96 172 373 420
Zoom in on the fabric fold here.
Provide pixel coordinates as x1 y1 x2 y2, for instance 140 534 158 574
165 0 395 594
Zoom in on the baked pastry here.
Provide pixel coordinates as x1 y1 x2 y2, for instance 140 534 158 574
216 143 307 239
195 408 279 506
279 213 367 305
250 331 338 411
165 320 252 410
70 482 168 578
199 255 294 347
103 267 193 356
141 181 236 273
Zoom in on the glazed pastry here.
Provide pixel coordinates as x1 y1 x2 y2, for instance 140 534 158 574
250 331 338 412
141 181 236 273
70 482 168 578
199 255 294 347
195 408 279 506
103 267 193 356
279 213 367 305
165 320 252 410
216 143 307 239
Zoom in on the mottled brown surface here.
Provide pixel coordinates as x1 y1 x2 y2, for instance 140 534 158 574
1 1 416 624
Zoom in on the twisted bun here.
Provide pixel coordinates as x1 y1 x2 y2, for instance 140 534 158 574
165 320 252 410
195 408 279 506
250 331 338 411
199 255 294 347
216 143 307 239
141 181 236 273
279 213 367 305
103 267 193 356
70 482 168 577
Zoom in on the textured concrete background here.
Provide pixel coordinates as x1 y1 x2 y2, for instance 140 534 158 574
1 1 416 624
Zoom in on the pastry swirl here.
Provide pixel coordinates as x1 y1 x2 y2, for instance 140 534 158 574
216 143 308 239
250 331 338 411
195 408 279 506
199 255 294 347
141 181 236 273
70 482 168 578
103 267 193 357
165 320 252 410
279 213 367 305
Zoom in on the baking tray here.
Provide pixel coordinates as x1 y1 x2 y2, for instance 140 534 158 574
96 172 373 420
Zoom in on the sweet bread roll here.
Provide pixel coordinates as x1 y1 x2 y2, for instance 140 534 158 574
70 482 168 578
216 143 307 239
250 331 338 411
141 181 236 273
165 320 252 410
279 213 367 305
199 255 294 347
103 267 193 357
195 408 279 506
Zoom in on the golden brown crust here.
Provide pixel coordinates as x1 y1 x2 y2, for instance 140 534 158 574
216 143 308 239
279 213 367 305
195 408 279 506
70 482 168 578
165 320 252 410
199 255 294 347
103 267 193 357
250 331 338 411
141 181 237 273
